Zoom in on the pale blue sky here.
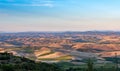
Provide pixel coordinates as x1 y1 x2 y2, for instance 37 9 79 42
0 0 120 32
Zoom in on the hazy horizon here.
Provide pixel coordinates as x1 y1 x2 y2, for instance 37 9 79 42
1 30 120 33
0 0 120 32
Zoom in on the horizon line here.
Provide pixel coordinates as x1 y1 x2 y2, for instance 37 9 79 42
1 30 120 33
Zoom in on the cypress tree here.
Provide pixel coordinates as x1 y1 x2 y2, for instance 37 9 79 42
87 58 94 71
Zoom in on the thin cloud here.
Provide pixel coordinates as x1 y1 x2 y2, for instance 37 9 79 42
8 3 54 7
0 0 54 7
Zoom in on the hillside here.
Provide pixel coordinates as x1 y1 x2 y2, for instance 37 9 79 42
0 32 120 64
0 52 62 71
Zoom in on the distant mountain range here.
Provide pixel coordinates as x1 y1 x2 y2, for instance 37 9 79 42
1 31 120 34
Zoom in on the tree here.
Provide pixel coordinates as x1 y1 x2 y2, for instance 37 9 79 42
87 58 94 71
115 53 119 71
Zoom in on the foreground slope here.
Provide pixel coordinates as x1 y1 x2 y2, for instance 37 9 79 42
0 52 62 71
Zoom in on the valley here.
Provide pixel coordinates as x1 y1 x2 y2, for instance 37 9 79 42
0 31 120 65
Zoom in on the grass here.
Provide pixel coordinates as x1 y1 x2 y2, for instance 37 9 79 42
38 51 54 57
38 55 72 61
55 55 72 60
60 63 116 70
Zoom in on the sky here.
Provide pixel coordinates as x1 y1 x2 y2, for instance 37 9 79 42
0 0 120 32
